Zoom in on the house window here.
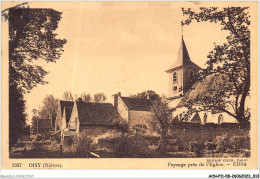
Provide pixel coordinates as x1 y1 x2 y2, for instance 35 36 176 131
218 114 223 124
173 72 177 84
203 113 207 124
173 86 177 91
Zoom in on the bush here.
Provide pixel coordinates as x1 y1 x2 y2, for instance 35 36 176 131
216 134 247 153
189 141 200 153
204 141 216 151
73 130 92 158
115 134 154 157
229 136 244 152
188 141 203 157
63 137 73 147
216 134 231 153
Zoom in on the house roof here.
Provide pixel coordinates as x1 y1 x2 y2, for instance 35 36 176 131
121 97 152 111
60 100 74 117
76 101 121 125
166 37 201 73
178 74 227 107
38 119 51 129
64 107 73 123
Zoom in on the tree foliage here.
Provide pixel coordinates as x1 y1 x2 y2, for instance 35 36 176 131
151 96 173 140
62 91 74 101
182 7 250 127
130 90 160 100
9 8 66 149
38 94 58 119
94 93 107 103
80 93 92 102
9 85 27 149
9 8 67 92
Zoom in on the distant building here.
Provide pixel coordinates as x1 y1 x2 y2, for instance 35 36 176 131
68 99 122 136
166 36 237 124
113 92 154 131
55 100 74 131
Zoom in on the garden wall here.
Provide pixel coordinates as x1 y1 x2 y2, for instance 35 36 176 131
172 122 250 151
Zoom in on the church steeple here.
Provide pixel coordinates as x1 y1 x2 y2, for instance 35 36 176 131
166 36 201 98
166 37 196 73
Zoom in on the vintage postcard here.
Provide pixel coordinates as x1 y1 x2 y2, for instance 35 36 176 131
1 1 259 171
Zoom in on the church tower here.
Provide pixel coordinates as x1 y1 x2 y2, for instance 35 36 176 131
166 37 201 99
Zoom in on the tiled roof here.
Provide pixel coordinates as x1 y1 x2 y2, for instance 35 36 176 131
121 97 152 111
38 119 51 128
166 38 201 73
76 101 120 125
60 100 74 117
64 107 73 123
179 74 227 107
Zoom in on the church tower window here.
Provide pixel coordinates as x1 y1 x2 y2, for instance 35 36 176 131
173 72 177 84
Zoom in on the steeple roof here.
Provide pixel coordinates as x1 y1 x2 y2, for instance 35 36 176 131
166 37 201 73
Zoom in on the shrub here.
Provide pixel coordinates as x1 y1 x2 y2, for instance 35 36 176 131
188 141 203 157
63 137 73 147
204 141 216 151
115 134 153 157
189 141 200 153
73 130 92 158
216 134 232 153
132 124 148 135
46 140 60 151
229 136 244 152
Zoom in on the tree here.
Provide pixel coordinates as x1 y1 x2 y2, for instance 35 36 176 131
93 93 107 103
9 8 67 149
38 94 58 119
62 91 74 101
9 85 27 150
130 90 160 100
181 7 250 127
150 96 173 151
80 93 92 102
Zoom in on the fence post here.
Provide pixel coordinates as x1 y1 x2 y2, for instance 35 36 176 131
60 144 63 158
86 148 90 158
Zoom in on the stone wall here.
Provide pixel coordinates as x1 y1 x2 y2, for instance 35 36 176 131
172 122 250 151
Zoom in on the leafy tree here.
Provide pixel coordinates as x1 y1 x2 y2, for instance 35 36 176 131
38 94 58 119
9 85 27 150
94 93 107 103
62 91 74 101
150 96 174 152
130 90 160 100
181 7 250 127
9 8 67 149
80 93 92 102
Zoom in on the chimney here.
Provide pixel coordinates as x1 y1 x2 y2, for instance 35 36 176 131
113 92 121 109
77 98 82 102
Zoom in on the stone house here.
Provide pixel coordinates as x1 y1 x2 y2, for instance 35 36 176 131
55 100 74 131
68 99 122 136
113 92 154 131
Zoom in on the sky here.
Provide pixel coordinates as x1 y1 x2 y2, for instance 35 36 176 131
22 2 229 121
